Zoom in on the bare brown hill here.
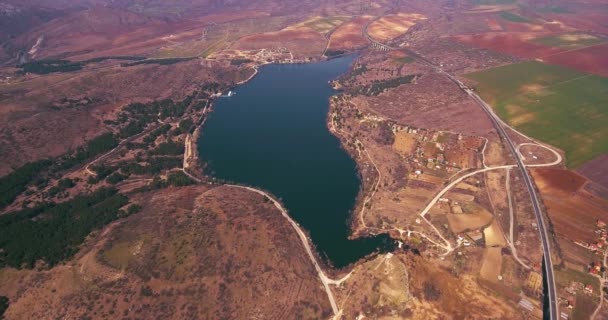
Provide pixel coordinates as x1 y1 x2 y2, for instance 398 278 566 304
0 185 331 319
0 59 243 175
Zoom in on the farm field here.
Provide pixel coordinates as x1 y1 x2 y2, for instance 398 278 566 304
499 11 531 23
543 42 608 77
446 204 493 234
453 9 608 77
479 247 502 281
465 61 608 168
153 15 292 59
531 168 608 244
473 0 515 4
287 16 349 34
453 33 562 59
367 13 425 41
327 16 374 51
532 33 605 49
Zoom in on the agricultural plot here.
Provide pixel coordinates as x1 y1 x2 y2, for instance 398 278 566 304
499 11 531 23
532 168 608 246
473 0 515 4
327 16 374 50
287 16 349 34
367 13 425 41
533 33 605 49
466 61 608 168
453 33 562 59
153 15 292 58
544 43 608 77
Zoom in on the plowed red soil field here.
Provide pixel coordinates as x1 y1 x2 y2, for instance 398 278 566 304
578 154 608 189
532 168 608 243
541 12 608 34
327 16 373 50
543 43 608 77
454 32 608 76
454 33 561 59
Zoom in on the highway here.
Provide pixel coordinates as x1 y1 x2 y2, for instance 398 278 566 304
400 46 559 320
362 22 559 316
467 87 558 320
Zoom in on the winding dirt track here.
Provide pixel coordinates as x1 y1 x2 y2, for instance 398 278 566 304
224 184 342 316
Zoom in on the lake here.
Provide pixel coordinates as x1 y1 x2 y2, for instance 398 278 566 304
197 55 393 268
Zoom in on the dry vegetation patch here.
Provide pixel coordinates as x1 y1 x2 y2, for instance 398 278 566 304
335 252 522 319
447 202 493 234
233 28 327 58
479 247 503 281
0 185 331 319
0 60 231 174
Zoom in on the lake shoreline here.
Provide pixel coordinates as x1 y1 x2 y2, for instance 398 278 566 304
194 55 395 271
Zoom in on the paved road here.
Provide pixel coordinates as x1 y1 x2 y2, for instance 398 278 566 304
396 47 559 320
467 85 558 320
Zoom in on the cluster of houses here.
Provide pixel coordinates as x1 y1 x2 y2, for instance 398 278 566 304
552 221 607 318
561 280 596 313
456 231 483 247
574 220 607 253
390 124 470 175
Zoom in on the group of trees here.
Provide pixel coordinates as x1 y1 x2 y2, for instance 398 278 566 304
132 171 195 193
0 86 207 210
174 119 194 135
360 74 419 96
17 59 85 74
46 178 75 197
149 141 184 156
167 171 195 186
120 57 194 67
0 160 52 209
17 57 146 75
0 188 132 268
324 49 346 57
0 132 119 209
57 133 119 171
117 94 195 140
143 124 171 146
88 155 183 186
230 59 253 65
0 296 7 319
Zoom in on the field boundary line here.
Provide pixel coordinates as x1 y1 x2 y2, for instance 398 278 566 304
539 41 608 59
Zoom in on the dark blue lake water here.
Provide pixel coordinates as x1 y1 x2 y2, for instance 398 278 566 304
197 55 393 268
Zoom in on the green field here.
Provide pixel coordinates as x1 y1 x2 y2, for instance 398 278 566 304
296 16 349 34
499 11 531 23
466 61 608 168
533 5 571 13
533 33 605 48
393 56 415 64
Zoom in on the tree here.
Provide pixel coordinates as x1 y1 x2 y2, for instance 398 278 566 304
57 178 75 189
0 295 8 319
167 172 195 186
422 281 441 301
